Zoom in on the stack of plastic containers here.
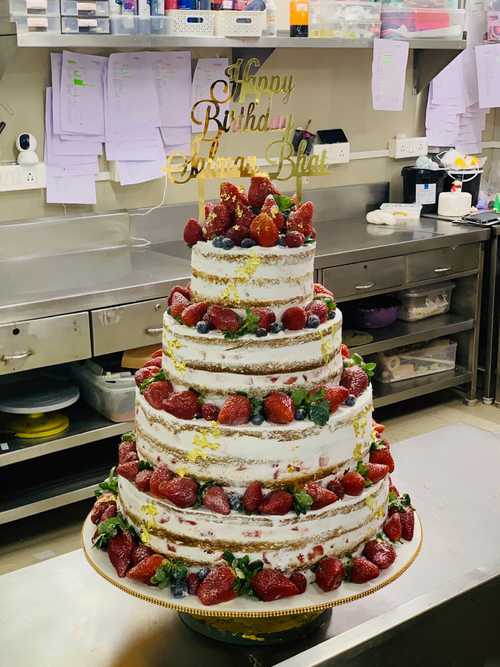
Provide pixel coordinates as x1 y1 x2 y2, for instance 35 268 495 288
9 0 60 35
61 0 110 33
487 0 500 41
380 0 465 39
308 0 381 39
109 0 173 35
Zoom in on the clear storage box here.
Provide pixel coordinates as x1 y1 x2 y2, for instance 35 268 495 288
310 0 381 37
71 361 135 423
487 11 500 41
381 0 458 7
14 14 60 30
9 0 59 14
214 10 265 36
381 7 465 38
61 15 109 30
398 281 455 322
377 338 457 383
167 9 215 35
110 15 173 33
61 0 109 16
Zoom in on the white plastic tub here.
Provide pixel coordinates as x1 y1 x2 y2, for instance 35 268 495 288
377 338 457 383
9 0 59 14
71 361 135 422
398 281 455 322
214 10 265 36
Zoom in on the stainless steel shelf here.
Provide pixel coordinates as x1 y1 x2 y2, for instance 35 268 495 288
373 366 472 408
0 403 132 468
351 314 475 357
15 33 467 49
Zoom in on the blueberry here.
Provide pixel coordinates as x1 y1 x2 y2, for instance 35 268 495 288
345 394 356 407
221 236 234 250
171 577 188 598
251 413 264 425
269 322 282 334
196 320 210 334
255 327 267 337
241 237 256 249
212 236 224 248
295 407 306 420
227 492 242 511
278 235 287 247
306 315 320 328
328 309 336 319
197 567 210 581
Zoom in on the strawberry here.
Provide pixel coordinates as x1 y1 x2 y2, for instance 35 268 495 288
183 218 203 246
134 366 157 388
249 212 279 247
282 306 306 331
369 445 395 473
108 532 134 577
233 203 255 228
383 512 402 542
259 490 293 515
181 302 208 327
341 471 365 496
152 348 163 358
203 202 232 240
207 305 241 333
168 285 191 306
197 564 237 606
205 201 215 219
143 380 173 410
306 300 328 323
243 481 263 513
130 543 154 566
149 464 174 497
363 540 396 570
388 478 399 497
287 201 314 237
340 367 369 397
135 469 153 492
314 282 334 298
143 356 162 369
400 508 415 541
203 486 231 515
365 462 389 484
187 572 200 595
373 421 385 435
261 194 285 231
116 461 139 481
315 557 344 592
248 175 280 209
100 504 117 522
162 390 200 420
91 500 116 525
127 554 166 582
170 292 190 319
225 224 248 246
350 556 379 584
118 440 137 464
220 181 249 214
340 343 350 358
251 307 276 331
263 391 294 424
251 568 299 602
290 571 307 593
324 385 349 413
305 482 338 509
201 403 220 421
285 230 305 247
161 476 198 508
327 478 345 499
218 395 251 425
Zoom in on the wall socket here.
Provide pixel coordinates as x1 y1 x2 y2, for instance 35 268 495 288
313 142 350 164
388 136 428 159
0 162 46 192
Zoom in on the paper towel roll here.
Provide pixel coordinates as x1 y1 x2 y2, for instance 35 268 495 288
438 191 472 217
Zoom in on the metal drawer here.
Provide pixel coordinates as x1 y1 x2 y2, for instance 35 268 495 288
0 313 91 375
322 257 405 299
407 245 480 283
91 298 166 355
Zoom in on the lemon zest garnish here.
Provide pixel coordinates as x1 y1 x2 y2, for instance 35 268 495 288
140 525 151 544
176 467 188 477
164 337 186 373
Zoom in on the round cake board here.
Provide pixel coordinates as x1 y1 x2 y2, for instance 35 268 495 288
83 513 422 644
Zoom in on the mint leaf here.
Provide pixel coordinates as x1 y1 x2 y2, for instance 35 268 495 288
95 466 118 497
305 387 325 405
93 514 128 549
139 369 166 393
294 490 314 515
356 461 369 477
274 194 293 212
364 362 377 379
309 399 330 426
291 387 307 407
121 431 135 442
223 550 235 565
224 309 260 340
138 460 154 471
249 396 263 417
150 559 187 589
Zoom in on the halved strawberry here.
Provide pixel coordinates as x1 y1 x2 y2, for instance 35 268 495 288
151 348 162 358
243 481 263 513
247 175 280 210
287 201 315 237
168 285 191 306
282 306 306 331
116 461 139 481
315 557 344 591
134 366 157 388
249 212 279 247
259 490 293 515
207 305 241 333
183 218 203 246
130 543 154 566
162 390 200 420
143 357 162 369
202 486 231 515
220 182 249 214
233 203 255 228
218 395 251 425
340 367 369 397
108 532 134 577
251 307 276 331
314 283 334 298
197 564 237 606
326 478 345 499
170 292 190 319
127 554 166 582
160 476 198 508
135 469 153 492
263 391 294 424
118 439 137 464
305 482 338 509
149 464 174 497
143 380 173 410
285 230 305 247
91 500 116 525
181 302 208 327
251 568 299 601
340 343 350 358
324 385 349 413
306 300 328 323
261 194 285 231
203 203 232 240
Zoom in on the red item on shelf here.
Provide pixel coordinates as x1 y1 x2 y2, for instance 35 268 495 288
414 9 450 30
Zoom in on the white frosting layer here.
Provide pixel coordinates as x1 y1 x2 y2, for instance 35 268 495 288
163 310 343 397
118 475 389 571
190 242 315 315
135 385 373 487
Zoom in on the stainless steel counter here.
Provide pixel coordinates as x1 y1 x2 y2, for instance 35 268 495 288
2 424 500 667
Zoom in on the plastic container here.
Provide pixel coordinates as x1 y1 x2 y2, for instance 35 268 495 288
71 361 135 423
398 281 455 322
377 338 457 383
381 0 458 7
214 9 265 35
111 14 173 32
61 0 109 15
381 7 465 38
401 166 447 214
352 296 400 329
14 14 60 29
167 9 215 34
9 0 59 14
310 19 380 38
309 0 381 37
487 11 500 40
61 15 110 29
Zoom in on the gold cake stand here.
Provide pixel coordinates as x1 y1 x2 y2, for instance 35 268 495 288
83 513 422 645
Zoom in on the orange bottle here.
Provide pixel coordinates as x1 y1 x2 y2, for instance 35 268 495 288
289 0 309 36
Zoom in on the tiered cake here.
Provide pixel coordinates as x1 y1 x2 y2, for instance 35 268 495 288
90 176 415 605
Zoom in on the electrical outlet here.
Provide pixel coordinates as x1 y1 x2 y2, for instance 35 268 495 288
313 142 350 164
389 136 428 159
0 162 46 192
